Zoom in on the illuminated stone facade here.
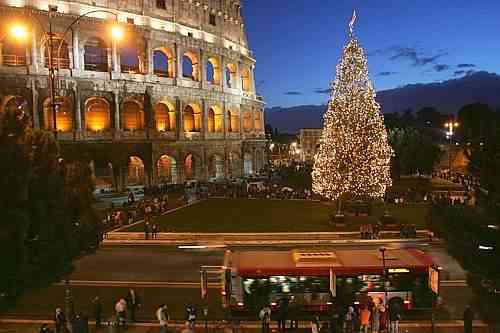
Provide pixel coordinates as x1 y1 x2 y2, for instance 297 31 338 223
0 0 266 189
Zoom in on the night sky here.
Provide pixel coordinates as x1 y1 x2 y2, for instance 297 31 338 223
243 0 500 107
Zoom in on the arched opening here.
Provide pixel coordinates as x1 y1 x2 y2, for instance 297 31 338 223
207 108 215 132
85 97 110 131
241 68 252 92
244 152 253 176
122 100 144 131
155 102 176 132
157 155 178 184
243 111 253 131
1 36 27 66
128 156 145 185
43 97 72 132
183 104 201 132
182 51 199 81
1 96 30 118
91 160 114 191
208 154 224 180
255 111 263 130
153 48 174 77
229 152 242 178
84 37 108 72
225 63 237 88
120 42 140 73
227 109 240 132
184 153 196 180
44 34 70 69
206 56 221 84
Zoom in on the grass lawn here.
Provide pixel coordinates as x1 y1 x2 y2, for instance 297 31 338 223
121 198 429 233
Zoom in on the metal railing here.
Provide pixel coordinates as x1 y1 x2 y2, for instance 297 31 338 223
2 54 27 66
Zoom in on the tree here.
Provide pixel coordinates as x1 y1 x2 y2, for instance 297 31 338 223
416 107 442 128
312 14 392 212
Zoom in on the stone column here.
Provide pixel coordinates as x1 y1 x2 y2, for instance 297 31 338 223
72 29 80 70
146 38 154 76
224 146 230 179
176 97 183 140
31 29 39 73
176 43 183 83
114 91 121 138
236 61 241 91
74 86 82 133
199 48 205 89
112 40 120 73
31 81 40 129
202 146 208 181
202 99 208 139
220 54 225 91
239 107 244 139
222 101 227 139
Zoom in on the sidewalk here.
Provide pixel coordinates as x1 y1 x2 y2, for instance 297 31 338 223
103 230 438 246
0 319 489 333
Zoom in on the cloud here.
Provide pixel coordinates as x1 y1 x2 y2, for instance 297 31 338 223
314 88 330 94
388 47 447 67
433 64 450 72
454 69 476 76
377 71 398 77
283 91 302 96
457 63 476 68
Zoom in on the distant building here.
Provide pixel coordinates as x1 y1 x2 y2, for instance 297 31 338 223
299 128 322 162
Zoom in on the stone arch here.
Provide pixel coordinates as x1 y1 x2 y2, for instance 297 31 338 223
153 47 174 77
225 63 237 88
43 33 70 69
183 103 202 132
91 159 114 191
1 34 27 66
84 37 108 72
207 105 223 133
43 96 73 132
208 154 225 180
1 95 30 114
128 155 145 185
85 97 111 131
241 67 252 92
184 153 201 180
243 111 253 131
157 154 178 184
182 50 199 81
155 101 176 132
227 108 240 133
207 56 221 84
243 152 253 176
229 151 242 178
122 99 144 131
255 110 263 130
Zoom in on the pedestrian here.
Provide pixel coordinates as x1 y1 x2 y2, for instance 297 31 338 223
152 223 158 239
186 304 197 328
39 323 53 333
379 304 387 333
144 221 151 240
360 306 371 333
54 308 67 333
126 288 141 322
372 304 381 333
92 296 102 329
311 318 320 333
278 297 289 332
259 305 271 333
389 302 401 333
156 304 170 333
115 298 127 327
463 305 474 333
344 306 355 333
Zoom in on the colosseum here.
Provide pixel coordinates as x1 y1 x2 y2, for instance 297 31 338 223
0 0 266 190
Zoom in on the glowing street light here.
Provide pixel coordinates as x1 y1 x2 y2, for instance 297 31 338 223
10 24 28 41
111 24 124 41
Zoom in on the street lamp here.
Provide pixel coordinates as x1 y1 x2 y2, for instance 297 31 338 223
10 7 123 138
444 120 459 176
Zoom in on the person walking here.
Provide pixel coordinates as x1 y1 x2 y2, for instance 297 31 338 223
311 318 320 333
186 304 197 329
156 304 170 333
379 304 387 333
389 302 401 333
259 305 272 333
92 296 102 329
372 304 381 333
126 288 141 322
360 306 371 333
463 305 474 333
115 298 127 327
277 297 289 332
344 306 355 333
144 221 151 240
54 308 67 333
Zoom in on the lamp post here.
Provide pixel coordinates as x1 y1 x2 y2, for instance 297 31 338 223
10 7 123 138
444 120 459 177
380 247 389 329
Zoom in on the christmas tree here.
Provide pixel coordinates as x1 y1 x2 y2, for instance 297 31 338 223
312 12 392 211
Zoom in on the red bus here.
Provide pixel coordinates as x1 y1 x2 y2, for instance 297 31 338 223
222 248 437 317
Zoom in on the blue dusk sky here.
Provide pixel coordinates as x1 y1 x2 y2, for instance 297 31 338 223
243 0 500 108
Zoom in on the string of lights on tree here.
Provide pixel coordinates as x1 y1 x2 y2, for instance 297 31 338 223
312 11 393 203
